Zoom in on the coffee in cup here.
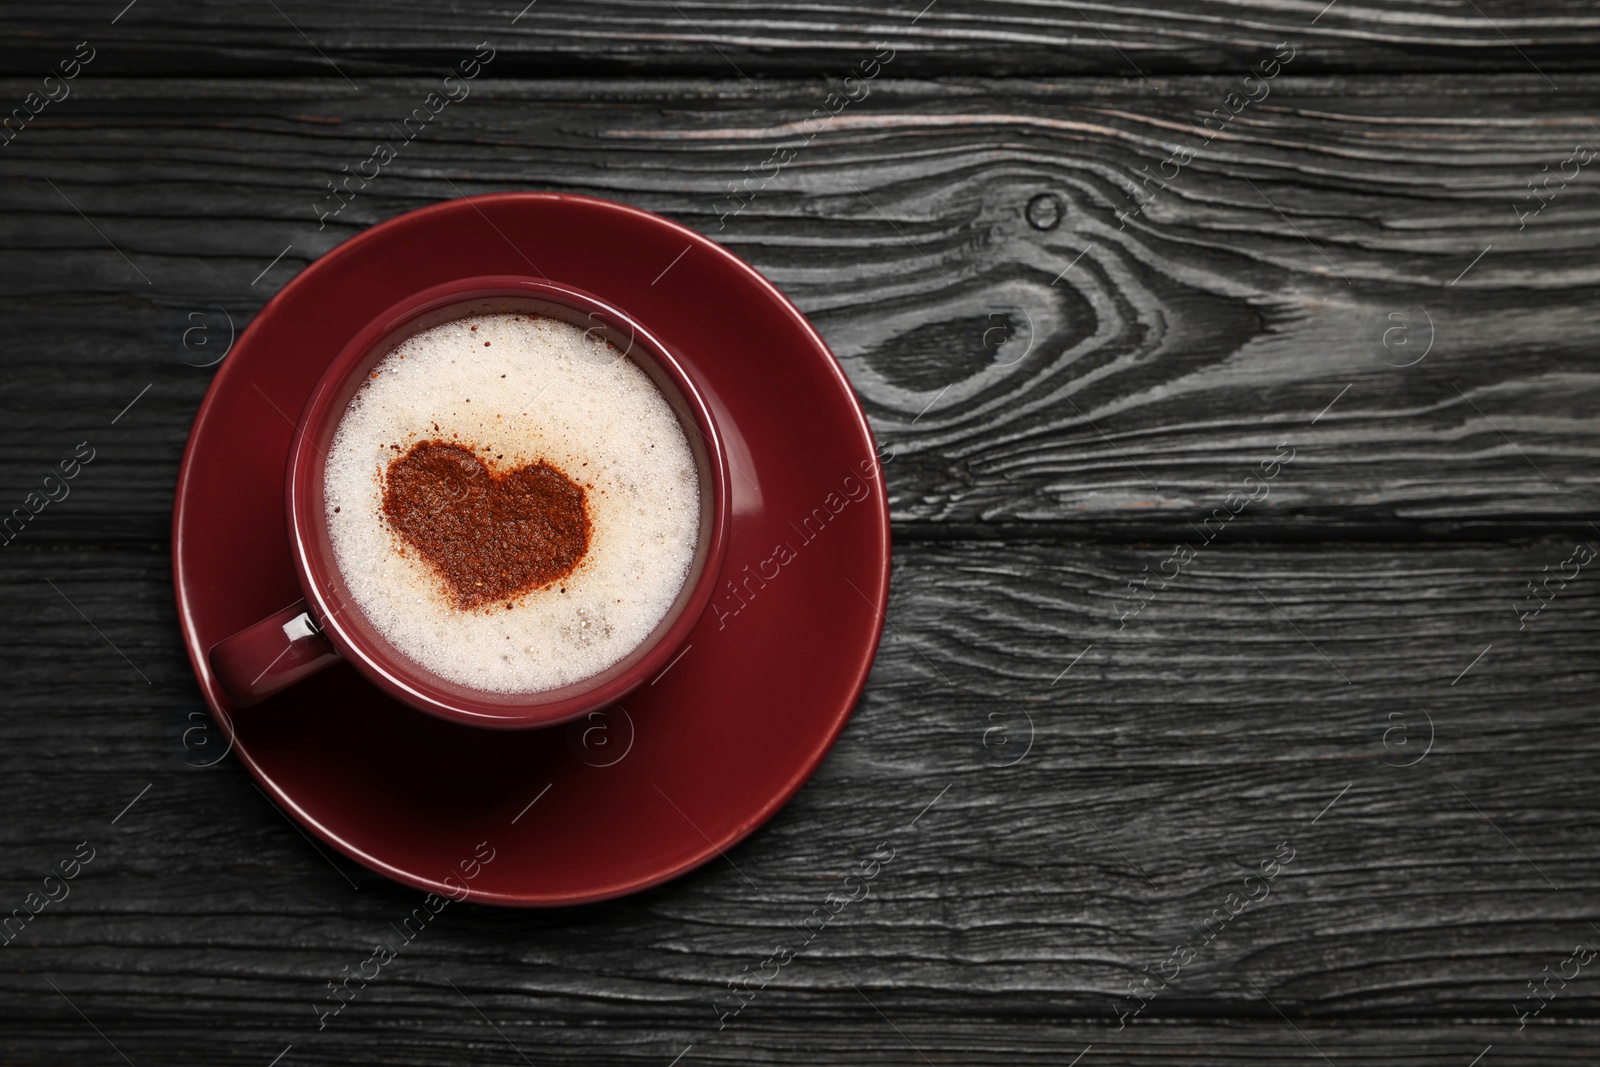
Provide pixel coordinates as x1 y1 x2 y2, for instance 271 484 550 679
207 276 729 727
323 312 701 694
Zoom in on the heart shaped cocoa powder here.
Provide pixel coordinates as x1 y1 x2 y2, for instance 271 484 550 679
381 440 591 610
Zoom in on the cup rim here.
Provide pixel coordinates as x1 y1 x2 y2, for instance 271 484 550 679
283 274 731 729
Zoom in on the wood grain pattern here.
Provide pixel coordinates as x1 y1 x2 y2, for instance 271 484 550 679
4 0 1600 78
1 538 1597 1062
4 43 1600 1065
3 77 1599 537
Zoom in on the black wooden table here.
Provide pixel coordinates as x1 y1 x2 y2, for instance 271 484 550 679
4 3 1599 1063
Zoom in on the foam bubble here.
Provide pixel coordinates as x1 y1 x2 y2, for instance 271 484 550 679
324 313 700 693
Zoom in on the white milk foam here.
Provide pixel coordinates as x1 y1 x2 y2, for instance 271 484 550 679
324 313 700 694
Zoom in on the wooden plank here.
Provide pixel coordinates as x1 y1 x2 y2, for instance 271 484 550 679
5 1 1600 78
3 76 1600 536
2 537 1597 1062
0 1017 1585 1067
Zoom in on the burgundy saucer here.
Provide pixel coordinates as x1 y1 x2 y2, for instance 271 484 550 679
171 193 889 906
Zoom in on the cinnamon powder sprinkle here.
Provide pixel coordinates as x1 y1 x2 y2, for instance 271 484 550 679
381 440 591 611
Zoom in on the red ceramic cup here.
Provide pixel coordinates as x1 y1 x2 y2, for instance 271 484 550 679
208 275 731 729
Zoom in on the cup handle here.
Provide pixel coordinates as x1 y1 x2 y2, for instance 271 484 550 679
208 600 343 707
